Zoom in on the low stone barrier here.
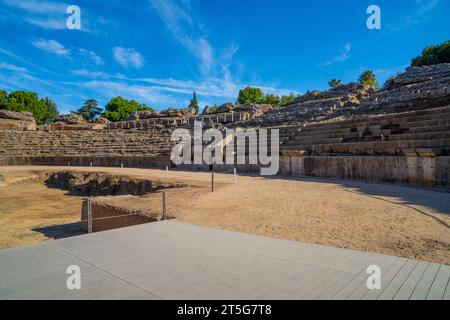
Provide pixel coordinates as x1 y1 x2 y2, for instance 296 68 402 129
279 155 450 186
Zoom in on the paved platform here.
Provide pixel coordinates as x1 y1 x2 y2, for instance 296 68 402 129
0 221 449 300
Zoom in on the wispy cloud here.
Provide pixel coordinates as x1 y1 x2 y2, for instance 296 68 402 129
73 69 299 103
112 47 144 69
78 49 104 66
0 0 94 31
70 69 109 78
0 62 28 73
388 0 441 32
31 39 70 57
150 0 214 75
416 0 440 16
318 43 352 67
25 17 66 30
1 0 67 14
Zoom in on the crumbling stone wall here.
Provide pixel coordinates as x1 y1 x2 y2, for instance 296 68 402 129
0 110 36 130
361 63 450 111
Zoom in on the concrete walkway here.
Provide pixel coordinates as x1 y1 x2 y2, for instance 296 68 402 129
0 221 449 300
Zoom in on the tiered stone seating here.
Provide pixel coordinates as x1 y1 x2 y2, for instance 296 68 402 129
280 106 450 156
0 128 174 158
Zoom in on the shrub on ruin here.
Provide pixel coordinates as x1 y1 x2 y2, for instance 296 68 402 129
411 41 450 67
328 79 342 88
102 96 152 122
0 90 58 124
358 70 379 88
280 93 298 105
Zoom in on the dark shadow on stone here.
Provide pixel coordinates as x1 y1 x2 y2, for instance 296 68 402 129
32 222 84 240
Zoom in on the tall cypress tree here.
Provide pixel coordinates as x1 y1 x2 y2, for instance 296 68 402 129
188 91 199 115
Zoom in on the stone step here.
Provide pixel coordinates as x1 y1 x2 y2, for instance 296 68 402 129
281 138 450 155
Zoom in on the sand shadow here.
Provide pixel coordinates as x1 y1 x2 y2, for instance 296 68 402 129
239 172 450 218
32 222 84 240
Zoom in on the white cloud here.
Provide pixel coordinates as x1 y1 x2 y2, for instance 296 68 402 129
319 43 352 67
31 39 70 57
0 62 28 73
78 49 104 66
1 0 94 31
70 69 108 78
83 80 179 105
1 0 67 14
112 47 144 68
75 70 299 102
25 17 66 30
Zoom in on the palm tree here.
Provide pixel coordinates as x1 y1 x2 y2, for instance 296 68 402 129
358 70 378 88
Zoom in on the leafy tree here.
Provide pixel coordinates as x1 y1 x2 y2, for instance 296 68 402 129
280 93 298 105
74 99 102 121
102 96 152 122
0 90 7 102
0 90 58 124
188 91 199 115
411 41 450 67
328 79 342 88
203 104 219 115
358 70 378 88
237 86 264 104
40 97 59 123
263 94 281 105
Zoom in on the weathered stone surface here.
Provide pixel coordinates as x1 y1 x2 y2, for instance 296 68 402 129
162 107 194 118
56 113 84 124
204 103 273 116
361 63 450 111
237 83 373 128
0 109 36 130
384 63 450 90
284 83 374 107
0 109 35 122
46 172 154 196
90 117 110 124
127 108 194 121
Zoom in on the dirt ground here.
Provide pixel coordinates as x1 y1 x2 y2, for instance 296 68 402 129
1 165 450 265
0 182 82 249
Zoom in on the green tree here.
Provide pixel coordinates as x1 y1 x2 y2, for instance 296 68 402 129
0 90 58 124
328 79 342 88
237 86 264 104
411 41 450 67
280 93 298 105
0 90 7 102
188 91 199 115
102 96 152 122
358 70 378 88
203 104 219 115
263 94 281 105
40 97 59 124
75 99 102 121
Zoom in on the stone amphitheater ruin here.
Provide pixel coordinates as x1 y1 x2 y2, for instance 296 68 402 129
2 63 450 186
1 63 450 263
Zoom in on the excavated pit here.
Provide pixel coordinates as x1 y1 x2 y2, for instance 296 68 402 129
45 171 188 196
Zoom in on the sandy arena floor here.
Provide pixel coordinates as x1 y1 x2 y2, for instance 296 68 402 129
0 165 449 265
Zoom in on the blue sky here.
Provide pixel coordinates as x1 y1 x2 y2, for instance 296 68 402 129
0 0 449 113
